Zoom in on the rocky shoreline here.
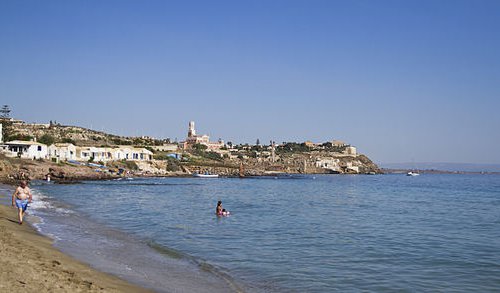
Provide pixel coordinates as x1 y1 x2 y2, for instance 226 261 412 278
1 153 382 185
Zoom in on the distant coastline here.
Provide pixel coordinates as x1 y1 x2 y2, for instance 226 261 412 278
380 162 500 173
382 168 500 175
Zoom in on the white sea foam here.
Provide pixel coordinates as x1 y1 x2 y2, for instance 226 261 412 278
29 189 52 210
29 188 74 215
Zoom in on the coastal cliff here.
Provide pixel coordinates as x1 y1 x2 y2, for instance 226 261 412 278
0 154 121 184
179 152 381 176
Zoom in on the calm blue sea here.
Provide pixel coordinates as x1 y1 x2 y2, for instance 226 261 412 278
17 174 500 292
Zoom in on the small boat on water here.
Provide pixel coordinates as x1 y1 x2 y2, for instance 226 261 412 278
407 171 420 176
193 172 219 178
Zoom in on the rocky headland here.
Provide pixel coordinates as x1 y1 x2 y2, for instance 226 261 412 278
1 119 381 182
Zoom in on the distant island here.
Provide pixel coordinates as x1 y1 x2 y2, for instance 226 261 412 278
0 115 381 182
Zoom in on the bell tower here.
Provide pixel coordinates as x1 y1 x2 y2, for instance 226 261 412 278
188 121 196 137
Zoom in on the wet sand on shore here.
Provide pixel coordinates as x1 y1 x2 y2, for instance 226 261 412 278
0 204 151 293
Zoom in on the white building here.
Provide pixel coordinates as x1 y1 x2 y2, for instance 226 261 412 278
344 146 357 156
0 123 3 143
74 146 153 162
151 144 178 152
331 140 346 147
76 146 117 162
4 140 48 159
113 146 153 161
48 143 77 161
315 158 340 172
345 162 359 173
182 121 224 150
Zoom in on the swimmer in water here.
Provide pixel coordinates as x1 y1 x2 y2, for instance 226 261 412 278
11 180 32 225
216 201 223 216
216 201 230 216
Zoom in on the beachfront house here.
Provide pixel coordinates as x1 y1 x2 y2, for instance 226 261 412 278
48 143 77 161
75 146 92 162
3 140 48 159
315 158 340 172
74 146 153 162
114 146 153 161
345 162 359 173
75 146 114 162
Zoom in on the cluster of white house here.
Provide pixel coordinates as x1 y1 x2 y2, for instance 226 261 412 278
0 121 358 166
0 141 153 162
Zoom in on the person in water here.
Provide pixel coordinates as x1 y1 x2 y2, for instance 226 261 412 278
216 200 230 216
216 201 223 215
12 180 32 224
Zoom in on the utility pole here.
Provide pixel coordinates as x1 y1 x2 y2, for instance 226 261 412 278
271 140 276 163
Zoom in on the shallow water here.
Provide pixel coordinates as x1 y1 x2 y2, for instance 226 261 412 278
9 174 500 292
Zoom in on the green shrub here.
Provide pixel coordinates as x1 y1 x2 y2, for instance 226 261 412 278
7 133 34 141
61 137 76 144
38 134 55 145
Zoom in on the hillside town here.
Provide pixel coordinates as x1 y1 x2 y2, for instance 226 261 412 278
0 108 380 181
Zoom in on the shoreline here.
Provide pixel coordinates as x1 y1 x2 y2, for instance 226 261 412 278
0 153 381 186
1 182 246 293
0 200 151 292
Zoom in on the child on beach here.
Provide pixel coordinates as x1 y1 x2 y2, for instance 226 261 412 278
11 180 32 225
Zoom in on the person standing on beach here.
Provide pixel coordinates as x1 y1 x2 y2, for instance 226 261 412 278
11 180 32 224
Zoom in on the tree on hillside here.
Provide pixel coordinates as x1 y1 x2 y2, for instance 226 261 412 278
192 143 208 151
38 134 55 145
0 105 13 141
0 105 11 119
61 137 76 144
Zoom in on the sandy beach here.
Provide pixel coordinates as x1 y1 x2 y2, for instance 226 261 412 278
0 203 150 293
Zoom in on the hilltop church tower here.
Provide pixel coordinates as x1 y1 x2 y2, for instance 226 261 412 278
188 121 196 137
183 120 223 150
0 123 3 143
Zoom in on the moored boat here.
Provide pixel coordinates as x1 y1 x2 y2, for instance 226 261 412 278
193 172 219 178
407 171 420 176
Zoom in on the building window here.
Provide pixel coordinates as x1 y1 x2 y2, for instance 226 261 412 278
38 146 42 151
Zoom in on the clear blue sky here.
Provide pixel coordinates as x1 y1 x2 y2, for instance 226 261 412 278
1 0 499 164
